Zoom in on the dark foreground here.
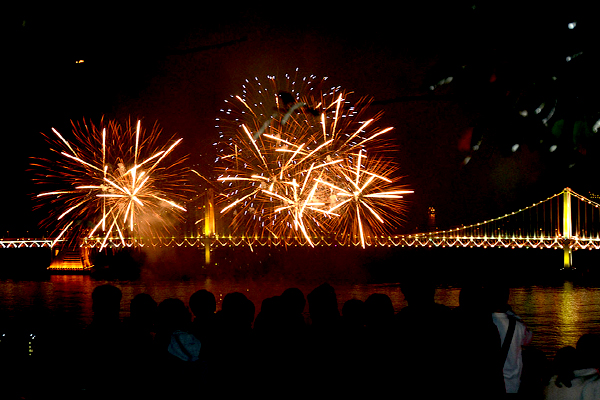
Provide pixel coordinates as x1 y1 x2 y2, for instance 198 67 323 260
2 277 599 400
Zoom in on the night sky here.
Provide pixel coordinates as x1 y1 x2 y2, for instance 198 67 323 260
5 3 599 238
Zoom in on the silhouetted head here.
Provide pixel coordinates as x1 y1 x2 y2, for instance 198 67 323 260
400 276 436 307
222 292 255 328
92 284 122 321
342 298 365 328
260 296 283 315
130 293 157 325
307 283 340 325
254 296 285 333
189 289 216 318
552 346 577 388
486 283 511 312
365 293 395 327
281 287 306 315
342 298 364 317
157 298 191 333
576 333 600 368
458 285 486 311
553 346 577 371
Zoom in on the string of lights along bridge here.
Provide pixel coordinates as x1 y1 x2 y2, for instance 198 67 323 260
4 188 598 270
89 187 600 250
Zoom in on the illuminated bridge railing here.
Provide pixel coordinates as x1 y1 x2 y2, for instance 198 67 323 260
80 233 600 250
82 235 418 248
404 234 600 250
0 239 54 249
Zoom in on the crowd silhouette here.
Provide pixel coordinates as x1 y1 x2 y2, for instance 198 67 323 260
2 277 599 399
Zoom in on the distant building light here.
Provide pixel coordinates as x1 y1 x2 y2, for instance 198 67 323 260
428 207 436 231
75 59 85 64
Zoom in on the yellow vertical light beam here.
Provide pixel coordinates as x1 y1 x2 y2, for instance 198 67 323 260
563 188 572 269
204 188 215 236
205 240 211 266
204 188 215 265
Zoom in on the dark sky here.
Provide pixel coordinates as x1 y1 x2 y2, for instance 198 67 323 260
5 3 598 237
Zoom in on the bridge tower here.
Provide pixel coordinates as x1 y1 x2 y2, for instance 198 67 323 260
428 206 437 231
563 188 573 269
204 188 215 265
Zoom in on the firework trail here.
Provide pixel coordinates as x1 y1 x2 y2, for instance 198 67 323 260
316 152 412 248
32 118 189 248
215 72 413 246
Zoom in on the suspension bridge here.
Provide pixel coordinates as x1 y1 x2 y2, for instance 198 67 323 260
2 188 599 271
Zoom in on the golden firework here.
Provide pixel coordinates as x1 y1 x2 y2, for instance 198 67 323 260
215 73 413 247
32 118 189 248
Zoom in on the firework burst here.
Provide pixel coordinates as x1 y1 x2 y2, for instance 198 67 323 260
32 118 189 248
215 72 413 246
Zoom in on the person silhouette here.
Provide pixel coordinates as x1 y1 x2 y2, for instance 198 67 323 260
189 289 217 363
545 334 600 400
124 293 157 350
450 284 505 398
122 293 157 399
212 292 255 396
305 283 343 395
83 284 127 398
396 273 452 394
363 293 397 396
153 298 201 398
488 283 533 395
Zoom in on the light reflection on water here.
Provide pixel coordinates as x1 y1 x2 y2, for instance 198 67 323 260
511 283 600 355
1 275 598 358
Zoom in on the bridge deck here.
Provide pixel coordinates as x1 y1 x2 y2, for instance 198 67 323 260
76 234 600 250
2 235 599 250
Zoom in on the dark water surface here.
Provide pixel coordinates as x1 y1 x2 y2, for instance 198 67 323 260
1 246 599 360
1 276 600 359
